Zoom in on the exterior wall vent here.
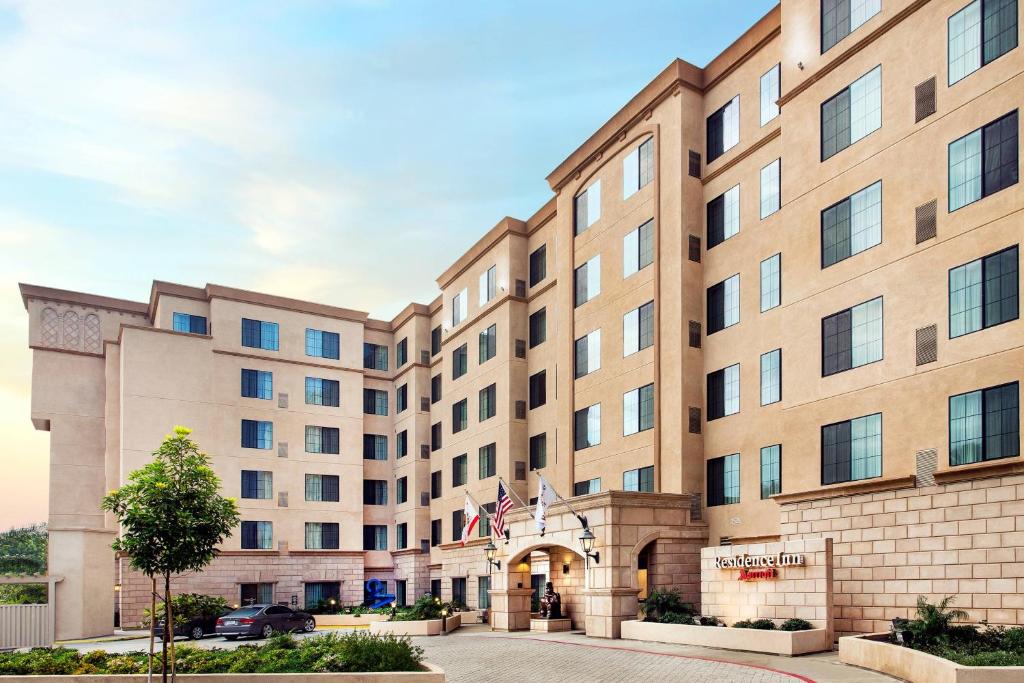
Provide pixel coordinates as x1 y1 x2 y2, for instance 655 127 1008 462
688 407 702 434
515 339 526 358
688 150 702 178
278 393 289 408
688 321 702 348
915 77 936 123
916 448 937 486
688 235 701 263
916 324 938 365
915 199 937 243
277 442 288 458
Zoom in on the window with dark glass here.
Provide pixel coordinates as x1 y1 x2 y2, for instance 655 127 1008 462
707 364 740 421
241 521 272 549
431 374 442 403
452 398 468 433
707 185 740 249
241 420 273 449
396 338 407 367
574 255 601 306
529 308 547 348
305 426 339 454
950 382 1019 465
363 388 388 415
574 404 601 450
574 181 601 235
362 480 388 505
529 370 546 409
479 503 495 538
623 137 654 199
573 478 601 496
760 445 781 498
306 377 340 407
949 245 1018 337
241 369 273 400
363 342 388 370
242 318 279 351
306 522 340 550
305 328 339 359
362 525 387 551
822 181 882 267
623 465 654 492
479 384 496 421
431 520 441 547
362 434 387 460
574 329 601 378
821 0 880 53
479 323 497 363
623 219 655 277
241 470 272 499
707 96 740 163
397 430 408 458
396 384 407 413
707 453 740 506
822 297 883 376
707 275 740 335
623 301 654 356
821 66 881 161
822 413 882 485
452 454 467 487
452 343 468 380
948 0 1018 85
173 312 207 335
530 245 547 286
623 383 655 436
431 470 442 499
431 422 442 451
305 474 339 502
431 326 442 356
949 111 1019 211
396 523 408 550
478 443 496 479
529 433 547 470
397 476 408 504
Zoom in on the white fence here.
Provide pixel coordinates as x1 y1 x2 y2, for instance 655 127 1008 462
0 604 52 649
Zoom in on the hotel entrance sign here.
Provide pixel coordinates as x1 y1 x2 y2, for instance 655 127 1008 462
713 552 805 570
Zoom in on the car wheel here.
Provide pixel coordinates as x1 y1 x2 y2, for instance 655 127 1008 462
224 635 238 641
303 618 316 633
189 626 204 640
261 624 274 639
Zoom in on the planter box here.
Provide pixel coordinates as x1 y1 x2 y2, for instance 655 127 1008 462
458 610 482 624
369 613 461 637
0 663 444 682
315 614 390 627
839 633 1024 683
620 620 829 656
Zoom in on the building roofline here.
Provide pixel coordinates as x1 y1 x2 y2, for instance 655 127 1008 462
18 283 149 316
435 216 529 290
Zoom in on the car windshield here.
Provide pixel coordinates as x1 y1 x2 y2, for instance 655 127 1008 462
225 608 261 617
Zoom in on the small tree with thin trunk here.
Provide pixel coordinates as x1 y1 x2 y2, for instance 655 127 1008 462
102 426 239 683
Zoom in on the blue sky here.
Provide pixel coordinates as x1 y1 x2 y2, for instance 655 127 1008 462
0 0 778 527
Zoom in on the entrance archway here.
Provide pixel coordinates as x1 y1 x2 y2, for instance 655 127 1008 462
505 544 586 630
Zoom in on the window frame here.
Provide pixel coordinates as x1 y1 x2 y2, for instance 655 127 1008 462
949 381 1019 465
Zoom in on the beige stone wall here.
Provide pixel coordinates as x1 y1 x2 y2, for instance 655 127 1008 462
781 473 1024 637
701 538 833 639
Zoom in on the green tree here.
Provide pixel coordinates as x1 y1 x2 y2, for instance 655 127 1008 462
102 427 239 683
0 523 48 605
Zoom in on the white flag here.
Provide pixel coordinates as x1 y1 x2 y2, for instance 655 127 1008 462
461 495 479 546
534 475 557 534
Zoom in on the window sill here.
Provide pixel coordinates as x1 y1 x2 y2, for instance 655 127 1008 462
933 457 1024 484
771 475 916 504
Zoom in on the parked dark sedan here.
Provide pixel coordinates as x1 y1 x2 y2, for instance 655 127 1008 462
154 611 226 640
215 604 316 640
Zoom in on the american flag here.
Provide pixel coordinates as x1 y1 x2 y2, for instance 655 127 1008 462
493 480 514 538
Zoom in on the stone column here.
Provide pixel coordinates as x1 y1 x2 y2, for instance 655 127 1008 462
488 562 532 631
584 587 639 638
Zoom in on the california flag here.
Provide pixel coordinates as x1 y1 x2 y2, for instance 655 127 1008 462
534 475 557 534
461 495 479 546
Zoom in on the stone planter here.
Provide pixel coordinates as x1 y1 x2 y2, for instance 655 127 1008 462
0 663 445 682
315 614 390 627
620 620 829 656
369 613 461 637
839 633 1024 683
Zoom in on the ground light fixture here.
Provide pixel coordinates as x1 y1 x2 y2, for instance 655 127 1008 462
579 527 600 567
483 540 501 572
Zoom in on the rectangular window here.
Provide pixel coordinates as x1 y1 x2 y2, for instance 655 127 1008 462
431 470 442 499
305 328 339 360
397 430 408 458
760 158 781 218
950 382 1019 464
241 369 273 400
362 525 387 551
431 374 442 403
574 255 601 306
479 323 497 363
305 377 340 407
529 308 547 348
821 66 881 161
529 433 547 470
623 301 655 356
305 426 340 455
707 185 740 249
452 344 468 380
240 521 272 550
452 288 468 327
241 318 279 351
574 180 602 234
822 0 881 53
623 218 655 278
822 180 883 267
949 0 1018 85
241 470 272 500
707 96 740 163
173 312 207 335
431 519 441 547
304 582 340 608
363 343 388 371
623 137 654 199
396 476 408 504
305 474 340 502
822 297 883 376
363 434 388 460
760 254 781 312
949 110 1018 211
530 245 547 286
479 384 496 421
707 453 740 506
363 479 388 505
707 274 740 334
396 338 407 367
707 364 740 421
396 384 408 413
452 454 468 487
574 329 602 378
574 403 601 450
452 398 468 433
760 349 782 406
623 465 654 492
451 576 466 605
478 443 496 479
478 265 497 307
363 388 388 415
305 522 340 550
431 422 442 451
241 583 274 605
396 523 408 550
478 575 491 609
573 478 601 496
431 326 442 356
760 445 782 498
949 245 1018 337
623 383 655 436
241 420 273 449
529 370 546 409
760 63 780 125
822 413 882 485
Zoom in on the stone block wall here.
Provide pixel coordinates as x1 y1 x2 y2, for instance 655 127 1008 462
780 472 1024 636
646 535 703 607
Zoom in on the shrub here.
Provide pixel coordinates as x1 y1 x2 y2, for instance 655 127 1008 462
907 595 969 647
641 589 696 624
696 615 723 626
779 618 813 632
143 593 231 626
733 618 776 630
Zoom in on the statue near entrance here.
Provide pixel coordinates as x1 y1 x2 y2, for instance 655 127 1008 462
538 581 562 619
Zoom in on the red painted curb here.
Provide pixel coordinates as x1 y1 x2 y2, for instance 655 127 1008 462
479 634 818 683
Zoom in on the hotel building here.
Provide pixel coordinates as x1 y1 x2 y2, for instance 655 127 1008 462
21 0 1023 640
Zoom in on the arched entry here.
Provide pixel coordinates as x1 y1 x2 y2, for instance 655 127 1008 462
505 543 587 630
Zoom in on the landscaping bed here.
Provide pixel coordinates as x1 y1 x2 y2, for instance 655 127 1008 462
0 632 442 680
621 620 829 656
839 633 1024 683
370 614 460 637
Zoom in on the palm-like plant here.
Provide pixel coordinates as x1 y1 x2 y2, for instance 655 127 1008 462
910 596 970 645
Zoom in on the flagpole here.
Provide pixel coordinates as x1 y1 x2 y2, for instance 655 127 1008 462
534 472 590 530
497 476 531 510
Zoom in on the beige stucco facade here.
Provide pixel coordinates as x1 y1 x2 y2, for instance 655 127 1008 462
18 0 1023 640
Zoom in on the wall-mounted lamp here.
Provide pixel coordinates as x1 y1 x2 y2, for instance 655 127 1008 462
797 61 805 70
562 563 570 575
579 527 600 567
484 540 502 573
113 584 121 593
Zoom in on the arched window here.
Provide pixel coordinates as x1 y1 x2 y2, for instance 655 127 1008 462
62 311 80 350
41 308 60 347
84 314 101 353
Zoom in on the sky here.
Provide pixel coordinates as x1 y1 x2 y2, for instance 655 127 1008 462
0 0 778 529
